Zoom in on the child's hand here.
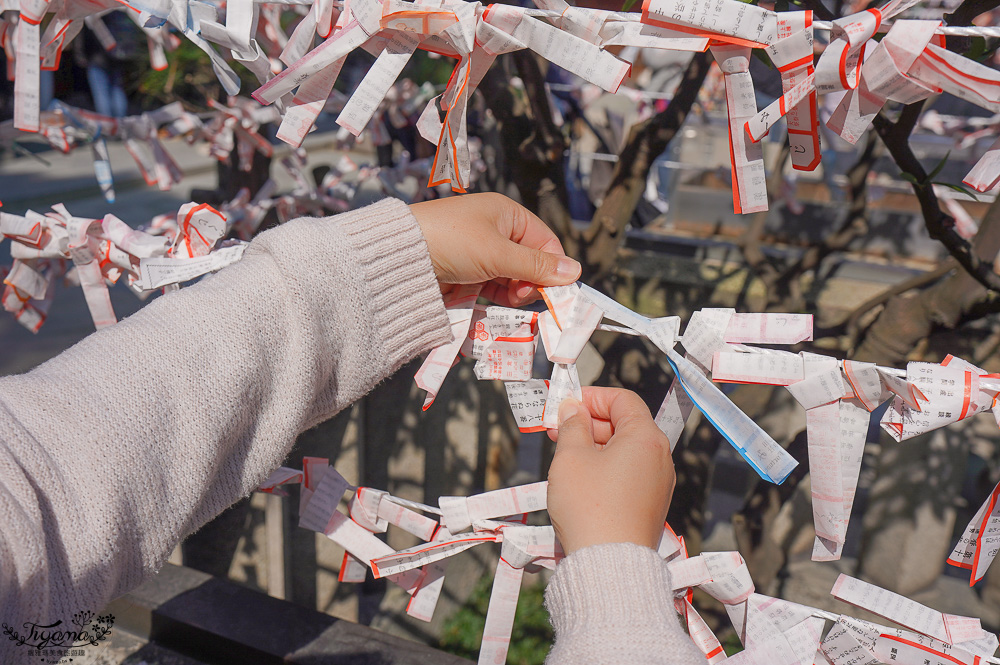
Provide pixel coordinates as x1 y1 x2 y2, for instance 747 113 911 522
546 387 675 556
410 193 581 307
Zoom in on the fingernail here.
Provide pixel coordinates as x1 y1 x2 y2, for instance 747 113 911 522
515 283 533 299
558 398 581 425
554 257 581 280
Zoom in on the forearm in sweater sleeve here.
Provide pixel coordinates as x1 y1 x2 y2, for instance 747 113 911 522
544 543 706 665
0 199 451 647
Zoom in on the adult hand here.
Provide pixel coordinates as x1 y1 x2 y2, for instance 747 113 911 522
546 387 675 556
410 193 581 307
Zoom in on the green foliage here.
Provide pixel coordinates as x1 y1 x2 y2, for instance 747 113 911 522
899 151 980 202
134 40 258 111
438 574 554 665
721 629 744 656
933 182 980 201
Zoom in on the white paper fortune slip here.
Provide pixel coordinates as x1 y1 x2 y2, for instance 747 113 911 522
712 44 768 215
640 0 777 48
414 284 482 409
668 346 797 483
255 449 1000 665
831 574 952 643
744 12 820 171
504 379 548 433
948 478 1000 585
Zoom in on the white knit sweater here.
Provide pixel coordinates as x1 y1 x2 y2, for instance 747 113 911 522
0 199 701 664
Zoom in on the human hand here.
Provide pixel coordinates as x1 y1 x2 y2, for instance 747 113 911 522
410 193 581 307
546 387 675 556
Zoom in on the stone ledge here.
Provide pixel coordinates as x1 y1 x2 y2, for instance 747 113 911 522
106 564 473 665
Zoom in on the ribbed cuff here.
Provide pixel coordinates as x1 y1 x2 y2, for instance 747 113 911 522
545 543 679 635
336 198 452 370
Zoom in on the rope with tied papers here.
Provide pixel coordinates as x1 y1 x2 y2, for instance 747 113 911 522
4 0 1000 209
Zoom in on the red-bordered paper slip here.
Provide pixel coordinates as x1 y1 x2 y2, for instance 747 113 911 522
682 598 726 662
1 212 42 243
504 379 547 433
14 10 40 132
253 21 369 105
747 11 818 167
948 479 1000 585
461 306 536 359
723 313 814 345
477 557 524 665
712 45 768 215
63 209 116 329
414 284 481 409
842 360 883 412
370 532 497 578
876 366 926 411
909 44 1000 115
546 289 603 364
599 20 709 52
135 244 247 291
880 361 986 442
258 467 303 494
102 215 170 259
826 20 939 145
641 0 777 48
439 482 548 534
483 4 629 92
406 557 448 622
350 487 439 541
831 574 950 643
405 524 453 622
324 511 424 593
713 350 804 386
474 337 535 381
873 634 978 665
339 552 369 583
964 135 1000 194
841 613 999 658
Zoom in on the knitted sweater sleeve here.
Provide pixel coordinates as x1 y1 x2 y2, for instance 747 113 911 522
544 543 706 665
0 199 451 648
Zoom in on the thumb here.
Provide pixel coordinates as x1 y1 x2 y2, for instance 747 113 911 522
553 398 594 449
494 240 581 287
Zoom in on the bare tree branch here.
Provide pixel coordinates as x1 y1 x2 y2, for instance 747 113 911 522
582 51 713 282
872 109 1000 294
478 57 575 248
772 133 880 303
